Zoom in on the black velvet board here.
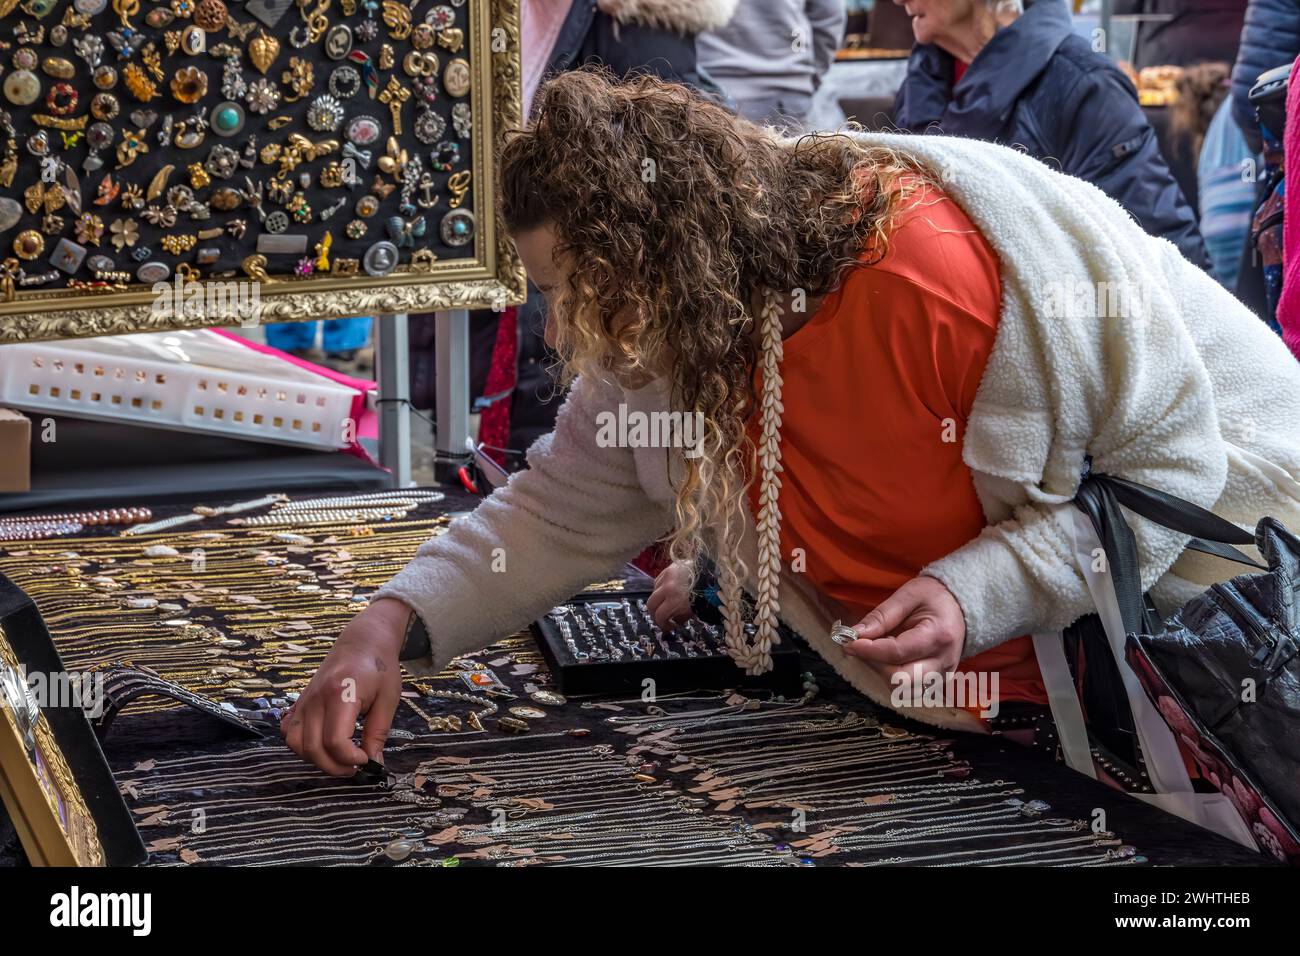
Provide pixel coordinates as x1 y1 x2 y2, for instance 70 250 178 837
0 488 1273 867
0 0 476 292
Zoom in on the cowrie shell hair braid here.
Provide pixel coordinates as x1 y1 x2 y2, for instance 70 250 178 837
720 288 785 676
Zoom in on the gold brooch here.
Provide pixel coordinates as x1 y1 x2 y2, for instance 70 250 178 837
318 161 345 189
241 253 270 282
74 212 105 246
171 65 208 104
32 114 88 130
24 182 65 215
248 30 280 75
140 43 164 82
280 57 314 102
13 229 44 260
381 0 410 39
115 129 150 167
446 169 470 209
161 233 197 255
123 63 158 102
109 218 139 250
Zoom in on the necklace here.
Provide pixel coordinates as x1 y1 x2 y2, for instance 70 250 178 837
122 493 288 535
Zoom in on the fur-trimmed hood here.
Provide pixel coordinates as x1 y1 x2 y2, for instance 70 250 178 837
606 0 738 34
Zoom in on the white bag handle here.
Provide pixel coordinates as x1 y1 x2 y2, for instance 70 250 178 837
1030 509 1257 850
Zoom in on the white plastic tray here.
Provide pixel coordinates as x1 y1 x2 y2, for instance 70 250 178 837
0 331 359 450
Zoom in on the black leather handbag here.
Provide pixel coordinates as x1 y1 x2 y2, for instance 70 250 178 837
1076 473 1300 864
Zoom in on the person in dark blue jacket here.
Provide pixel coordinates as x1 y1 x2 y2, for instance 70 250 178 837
892 0 1209 267
1231 0 1300 152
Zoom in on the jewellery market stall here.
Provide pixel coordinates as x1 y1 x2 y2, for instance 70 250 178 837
0 0 1273 869
0 487 1273 867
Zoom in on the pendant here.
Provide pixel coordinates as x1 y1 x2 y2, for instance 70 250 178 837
248 30 280 74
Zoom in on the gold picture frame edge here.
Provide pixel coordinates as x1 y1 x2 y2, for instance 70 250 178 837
0 0 526 344
0 624 97 867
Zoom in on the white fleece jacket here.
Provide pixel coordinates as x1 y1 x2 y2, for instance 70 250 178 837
375 135 1300 731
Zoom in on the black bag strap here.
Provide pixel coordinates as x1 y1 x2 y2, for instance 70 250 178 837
1075 478 1159 636
1101 475 1263 569
1075 474 1267 637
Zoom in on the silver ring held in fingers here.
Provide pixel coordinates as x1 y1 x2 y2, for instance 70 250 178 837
830 620 857 646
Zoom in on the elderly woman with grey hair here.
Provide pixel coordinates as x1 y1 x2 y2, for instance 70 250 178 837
892 0 1209 267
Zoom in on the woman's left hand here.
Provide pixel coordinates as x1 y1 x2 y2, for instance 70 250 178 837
841 576 966 680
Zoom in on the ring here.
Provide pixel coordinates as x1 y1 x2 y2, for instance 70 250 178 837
829 619 857 646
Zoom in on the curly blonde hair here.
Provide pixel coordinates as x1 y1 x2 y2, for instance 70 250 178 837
501 69 928 671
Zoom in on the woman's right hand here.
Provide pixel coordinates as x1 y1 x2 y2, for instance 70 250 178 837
647 560 695 630
281 597 410 776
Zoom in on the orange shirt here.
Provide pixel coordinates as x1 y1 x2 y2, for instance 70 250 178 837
750 184 1047 713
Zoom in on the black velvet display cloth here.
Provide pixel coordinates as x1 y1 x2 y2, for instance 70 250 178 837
0 489 1269 867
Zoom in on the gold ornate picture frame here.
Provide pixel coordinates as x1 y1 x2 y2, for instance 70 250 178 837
0 621 105 866
0 574 145 867
0 0 524 345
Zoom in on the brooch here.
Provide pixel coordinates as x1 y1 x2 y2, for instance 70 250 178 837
306 94 344 132
123 63 158 102
280 56 314 102
170 66 208 103
115 128 149 167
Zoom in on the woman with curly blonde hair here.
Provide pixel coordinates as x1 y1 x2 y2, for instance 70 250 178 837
285 69 1300 776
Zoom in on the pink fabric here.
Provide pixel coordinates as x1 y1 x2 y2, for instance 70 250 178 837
1278 54 1300 359
522 0 573 117
213 329 378 463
